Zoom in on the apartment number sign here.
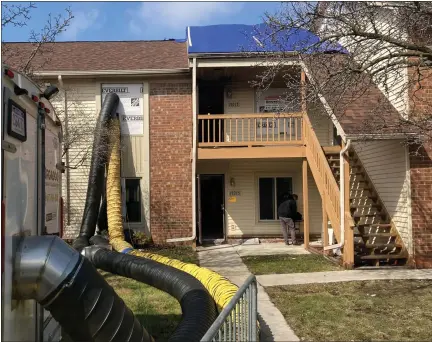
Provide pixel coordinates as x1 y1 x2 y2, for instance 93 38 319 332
101 84 143 135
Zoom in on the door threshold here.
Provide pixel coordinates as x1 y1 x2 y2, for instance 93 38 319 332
201 238 225 245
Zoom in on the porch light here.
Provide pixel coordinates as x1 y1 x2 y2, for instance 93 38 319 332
226 86 233 99
230 178 236 187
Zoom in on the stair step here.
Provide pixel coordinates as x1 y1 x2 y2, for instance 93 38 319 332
360 254 407 260
360 243 400 249
353 213 385 218
351 204 382 209
357 223 391 228
351 195 378 200
354 233 395 237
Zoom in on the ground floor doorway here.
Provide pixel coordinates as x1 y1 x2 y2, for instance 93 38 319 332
197 174 225 243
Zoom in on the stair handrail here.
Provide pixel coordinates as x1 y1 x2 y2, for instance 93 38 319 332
303 113 342 242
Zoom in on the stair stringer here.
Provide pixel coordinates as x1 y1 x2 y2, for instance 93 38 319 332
349 146 409 261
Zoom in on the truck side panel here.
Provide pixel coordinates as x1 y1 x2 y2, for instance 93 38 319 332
2 87 38 341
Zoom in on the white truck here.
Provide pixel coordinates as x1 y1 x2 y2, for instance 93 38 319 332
2 65 64 341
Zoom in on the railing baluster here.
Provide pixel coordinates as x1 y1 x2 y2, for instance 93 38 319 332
230 119 232 142
213 118 216 144
207 119 210 143
284 118 286 141
254 118 257 142
236 119 239 141
242 118 244 143
248 118 251 142
278 118 280 141
290 117 292 141
219 119 221 143
266 118 269 142
201 119 204 143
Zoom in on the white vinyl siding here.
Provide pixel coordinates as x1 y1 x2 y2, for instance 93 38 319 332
223 159 322 237
353 140 412 253
50 79 97 239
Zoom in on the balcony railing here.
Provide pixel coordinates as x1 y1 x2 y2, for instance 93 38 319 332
198 113 304 147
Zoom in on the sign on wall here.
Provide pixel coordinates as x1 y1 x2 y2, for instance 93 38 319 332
101 84 143 135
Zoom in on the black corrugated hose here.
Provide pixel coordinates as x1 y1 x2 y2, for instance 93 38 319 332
86 246 218 342
73 93 119 251
39 247 154 342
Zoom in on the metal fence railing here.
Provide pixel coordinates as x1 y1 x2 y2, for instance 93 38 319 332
201 274 259 342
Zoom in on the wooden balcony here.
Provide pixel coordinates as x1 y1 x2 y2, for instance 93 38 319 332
197 113 305 159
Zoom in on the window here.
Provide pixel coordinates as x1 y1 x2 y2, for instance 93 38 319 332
258 177 293 220
124 178 141 223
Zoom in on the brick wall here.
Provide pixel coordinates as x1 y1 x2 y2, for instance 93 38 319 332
409 67 432 268
149 82 193 245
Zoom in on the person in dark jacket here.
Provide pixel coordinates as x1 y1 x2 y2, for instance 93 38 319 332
278 193 298 245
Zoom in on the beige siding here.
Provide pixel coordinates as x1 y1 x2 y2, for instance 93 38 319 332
353 140 412 252
50 79 98 238
223 83 255 142
307 100 334 146
309 112 333 146
224 159 322 237
51 79 151 237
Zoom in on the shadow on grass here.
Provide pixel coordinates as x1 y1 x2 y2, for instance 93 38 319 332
135 314 182 341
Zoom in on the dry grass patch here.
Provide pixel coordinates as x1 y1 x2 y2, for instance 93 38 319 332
266 279 432 341
242 254 342 275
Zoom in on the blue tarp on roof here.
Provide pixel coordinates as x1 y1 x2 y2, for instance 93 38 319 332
187 23 346 54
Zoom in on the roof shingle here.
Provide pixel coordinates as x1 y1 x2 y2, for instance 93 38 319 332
2 40 188 71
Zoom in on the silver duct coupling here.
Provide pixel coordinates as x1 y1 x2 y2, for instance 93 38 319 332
13 236 81 302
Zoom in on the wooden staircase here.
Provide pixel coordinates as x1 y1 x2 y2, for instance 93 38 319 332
324 149 409 266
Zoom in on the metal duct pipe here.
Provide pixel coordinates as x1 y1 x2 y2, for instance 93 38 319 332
13 236 153 342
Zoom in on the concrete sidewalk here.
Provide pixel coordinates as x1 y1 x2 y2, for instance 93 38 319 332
198 244 300 342
257 269 432 287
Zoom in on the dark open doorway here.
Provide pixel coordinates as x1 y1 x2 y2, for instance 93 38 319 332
198 82 224 143
198 174 225 243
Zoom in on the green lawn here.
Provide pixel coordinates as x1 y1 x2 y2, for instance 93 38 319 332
102 246 198 341
242 254 342 275
266 280 432 341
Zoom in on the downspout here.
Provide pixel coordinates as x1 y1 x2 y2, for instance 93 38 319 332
167 57 197 243
324 138 351 251
58 75 71 226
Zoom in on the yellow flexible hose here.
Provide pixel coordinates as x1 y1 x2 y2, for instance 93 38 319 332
105 118 238 310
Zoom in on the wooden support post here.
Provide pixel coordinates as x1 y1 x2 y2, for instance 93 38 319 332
302 158 310 248
322 195 329 255
342 153 354 268
300 70 306 113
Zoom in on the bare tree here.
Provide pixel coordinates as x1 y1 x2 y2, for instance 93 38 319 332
1 4 102 232
2 2 73 76
248 1 432 146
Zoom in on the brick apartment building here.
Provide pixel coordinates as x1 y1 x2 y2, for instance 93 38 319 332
3 23 431 268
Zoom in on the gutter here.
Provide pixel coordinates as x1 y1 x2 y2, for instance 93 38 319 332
166 57 197 243
324 139 352 251
34 68 190 77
